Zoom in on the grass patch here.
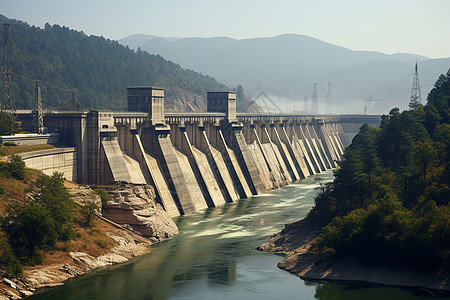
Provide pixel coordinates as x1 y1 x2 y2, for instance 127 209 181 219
0 144 54 156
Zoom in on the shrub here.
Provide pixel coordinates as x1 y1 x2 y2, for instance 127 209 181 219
8 155 26 181
80 201 99 228
6 202 58 260
95 239 108 249
94 189 111 207
2 172 76 262
31 172 75 237
0 240 24 278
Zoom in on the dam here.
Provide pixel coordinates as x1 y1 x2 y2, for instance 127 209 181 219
15 87 380 217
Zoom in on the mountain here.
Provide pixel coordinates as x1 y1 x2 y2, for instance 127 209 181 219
0 15 229 112
120 34 450 114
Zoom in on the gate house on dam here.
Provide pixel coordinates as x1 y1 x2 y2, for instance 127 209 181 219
17 87 353 217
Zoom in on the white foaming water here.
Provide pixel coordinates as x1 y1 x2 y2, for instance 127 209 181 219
251 193 276 198
191 223 244 238
289 183 320 190
218 230 255 239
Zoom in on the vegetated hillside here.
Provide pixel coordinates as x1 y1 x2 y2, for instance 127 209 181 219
121 33 450 114
308 68 450 271
0 15 228 111
0 156 103 277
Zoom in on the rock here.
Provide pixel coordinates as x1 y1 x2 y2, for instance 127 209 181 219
70 252 108 269
101 184 178 240
59 264 84 276
24 268 66 289
69 251 129 270
18 289 33 297
4 290 20 300
107 232 151 258
2 278 16 290
97 253 128 265
69 188 102 214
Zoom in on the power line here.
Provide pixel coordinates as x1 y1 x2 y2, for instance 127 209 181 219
11 71 77 93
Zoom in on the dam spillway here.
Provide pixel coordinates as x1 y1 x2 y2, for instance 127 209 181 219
15 88 378 217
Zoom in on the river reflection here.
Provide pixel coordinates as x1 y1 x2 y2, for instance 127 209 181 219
27 171 447 300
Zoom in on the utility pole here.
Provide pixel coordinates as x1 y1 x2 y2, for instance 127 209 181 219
310 83 318 114
409 62 422 110
1 22 15 117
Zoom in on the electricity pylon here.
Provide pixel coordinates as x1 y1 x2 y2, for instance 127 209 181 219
409 62 422 110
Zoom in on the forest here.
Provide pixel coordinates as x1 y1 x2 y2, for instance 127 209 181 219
309 68 450 271
0 15 228 111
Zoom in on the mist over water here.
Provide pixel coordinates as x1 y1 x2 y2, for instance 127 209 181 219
28 171 441 300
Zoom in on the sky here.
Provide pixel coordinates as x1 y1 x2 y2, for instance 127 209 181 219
2 0 450 58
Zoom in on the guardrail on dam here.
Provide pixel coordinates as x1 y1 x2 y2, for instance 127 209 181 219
16 87 381 217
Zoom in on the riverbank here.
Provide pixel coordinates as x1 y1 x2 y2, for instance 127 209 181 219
0 184 178 300
257 218 450 295
1 216 153 299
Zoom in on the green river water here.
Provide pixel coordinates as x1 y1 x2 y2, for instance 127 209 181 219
27 171 449 300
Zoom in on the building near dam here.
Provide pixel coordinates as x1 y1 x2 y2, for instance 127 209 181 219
15 87 381 217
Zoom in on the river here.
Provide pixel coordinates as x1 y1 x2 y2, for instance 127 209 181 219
28 171 447 300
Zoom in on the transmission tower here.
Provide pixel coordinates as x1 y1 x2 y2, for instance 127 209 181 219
33 80 44 133
303 96 309 114
310 83 319 114
69 90 78 111
409 62 422 110
1 22 15 117
326 82 332 114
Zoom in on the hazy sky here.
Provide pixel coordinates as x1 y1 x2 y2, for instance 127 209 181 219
2 0 450 58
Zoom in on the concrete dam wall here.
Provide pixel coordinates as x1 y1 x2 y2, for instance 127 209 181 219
16 88 361 217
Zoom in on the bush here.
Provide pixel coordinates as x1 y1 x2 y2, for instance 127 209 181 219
31 172 75 237
6 202 58 260
80 201 99 228
8 155 26 181
2 172 76 262
95 239 109 249
0 241 24 278
94 189 111 207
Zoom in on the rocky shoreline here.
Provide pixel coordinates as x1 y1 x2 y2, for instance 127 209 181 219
1 228 154 299
257 218 450 294
0 184 178 300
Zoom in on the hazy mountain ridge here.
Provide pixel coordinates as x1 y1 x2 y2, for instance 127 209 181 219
0 15 230 111
120 34 449 114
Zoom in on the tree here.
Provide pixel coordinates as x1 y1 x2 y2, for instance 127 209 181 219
1 18 228 110
94 188 111 207
413 141 439 182
29 172 75 240
80 201 99 228
0 112 21 135
7 155 26 181
0 239 24 277
6 202 57 262
310 68 450 272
